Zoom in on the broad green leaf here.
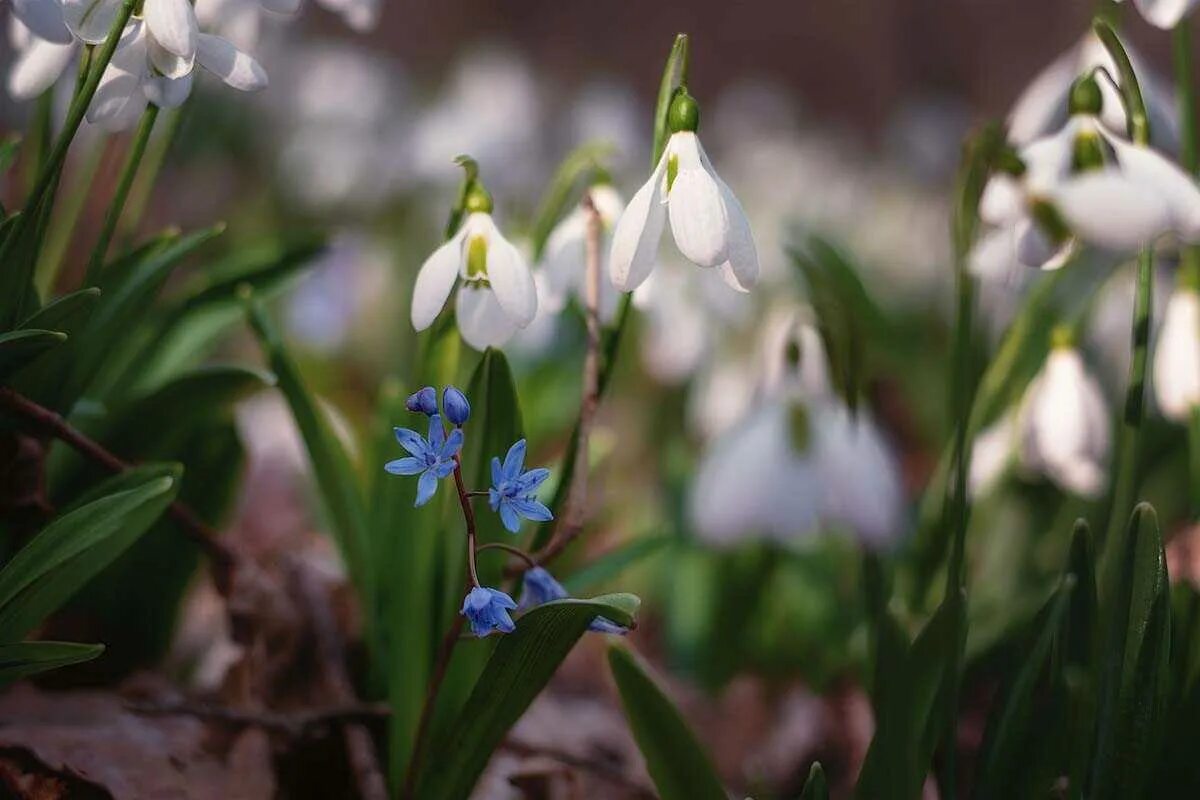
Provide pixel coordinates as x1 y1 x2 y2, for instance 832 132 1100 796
0 191 55 329
607 642 725 800
0 641 104 686
244 294 371 607
7 290 102 411
528 141 613 260
0 464 179 642
418 595 639 800
1089 503 1171 800
800 762 829 800
0 329 65 380
18 287 100 331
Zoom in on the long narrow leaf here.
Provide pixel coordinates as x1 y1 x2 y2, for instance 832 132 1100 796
0 641 104 686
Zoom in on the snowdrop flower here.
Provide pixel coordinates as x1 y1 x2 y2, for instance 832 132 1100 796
1153 278 1200 421
488 439 553 534
65 0 198 71
314 0 379 32
384 414 464 507
518 567 628 634
1007 32 1177 151
6 14 76 101
609 88 759 293
1018 336 1111 498
11 0 74 43
411 181 537 351
540 183 624 323
460 586 517 637
969 414 1018 498
1115 0 1200 29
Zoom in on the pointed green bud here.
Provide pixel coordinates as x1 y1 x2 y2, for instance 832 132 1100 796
1069 75 1103 117
464 183 493 214
667 88 701 134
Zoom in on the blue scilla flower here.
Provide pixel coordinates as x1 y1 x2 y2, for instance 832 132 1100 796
461 586 518 637
385 414 463 507
443 386 471 426
519 567 628 635
405 386 438 416
488 439 553 533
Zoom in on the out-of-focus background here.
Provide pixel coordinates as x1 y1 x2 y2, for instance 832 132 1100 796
4 1 1199 797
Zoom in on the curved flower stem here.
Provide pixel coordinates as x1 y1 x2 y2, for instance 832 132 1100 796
85 105 159 284
477 541 538 570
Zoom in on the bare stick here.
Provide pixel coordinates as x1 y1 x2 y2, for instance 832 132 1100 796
290 560 388 800
0 386 237 591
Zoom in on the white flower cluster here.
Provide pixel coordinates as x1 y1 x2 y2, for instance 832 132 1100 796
5 0 381 130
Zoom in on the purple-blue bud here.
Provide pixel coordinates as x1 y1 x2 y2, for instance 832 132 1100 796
443 386 471 426
405 386 438 416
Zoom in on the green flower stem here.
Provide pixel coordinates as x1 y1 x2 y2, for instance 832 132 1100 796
24 91 54 198
84 104 159 284
118 105 185 246
0 4 134 326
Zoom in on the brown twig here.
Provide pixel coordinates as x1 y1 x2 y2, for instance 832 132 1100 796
0 386 237 592
504 193 605 578
289 560 388 800
500 737 657 799
125 699 390 738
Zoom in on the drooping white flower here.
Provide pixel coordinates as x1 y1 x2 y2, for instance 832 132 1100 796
1018 343 1111 498
1115 0 1200 30
6 14 77 101
539 184 624 324
65 0 197 74
609 90 758 294
10 0 73 44
411 208 537 351
969 413 1018 498
1153 283 1200 421
1007 32 1178 151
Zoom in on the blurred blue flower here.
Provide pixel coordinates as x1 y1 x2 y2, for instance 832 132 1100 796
461 586 518 637
385 414 463 506
488 439 553 533
519 566 628 635
443 386 471 426
406 386 438 416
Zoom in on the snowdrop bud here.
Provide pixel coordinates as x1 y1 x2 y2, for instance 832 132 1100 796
405 386 438 416
668 88 701 134
1153 281 1200 422
442 386 471 426
464 183 494 214
1068 74 1103 117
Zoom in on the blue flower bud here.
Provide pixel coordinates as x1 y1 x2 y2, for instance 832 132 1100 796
405 386 438 416
443 386 471 426
519 567 568 610
461 586 517 637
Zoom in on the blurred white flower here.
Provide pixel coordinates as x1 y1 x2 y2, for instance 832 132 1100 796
539 184 624 324
314 0 378 32
285 233 388 352
969 413 1017 498
1153 283 1200 421
1115 0 1200 29
65 0 197 75
563 80 643 173
1006 32 1178 152
11 0 72 43
1019 344 1111 497
411 211 537 351
194 0 274 53
6 14 76 100
610 126 758 293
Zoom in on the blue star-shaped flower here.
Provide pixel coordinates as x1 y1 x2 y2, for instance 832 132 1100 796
519 567 628 635
385 414 463 507
488 439 553 533
461 586 518 637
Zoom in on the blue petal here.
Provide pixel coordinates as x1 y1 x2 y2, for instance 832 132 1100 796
490 456 502 488
414 470 439 507
441 427 464 459
488 487 501 511
498 501 521 533
501 439 526 482
384 456 425 476
515 467 551 493
588 617 629 635
511 497 553 522
433 458 457 479
493 608 516 633
393 427 429 458
427 414 445 450
486 587 518 609
462 586 491 613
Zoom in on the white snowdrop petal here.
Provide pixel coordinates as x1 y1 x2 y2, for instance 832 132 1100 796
410 235 463 331
1132 0 1199 29
712 176 758 291
589 184 625 226
540 209 587 300
86 24 148 127
979 175 1025 226
455 285 518 351
12 0 73 44
1153 289 1200 421
62 0 123 44
667 132 729 267
969 415 1016 498
969 227 1023 283
147 35 194 80
1051 172 1172 252
196 33 267 91
1006 46 1077 146
143 71 193 109
1106 136 1200 240
485 225 538 326
8 38 75 101
609 156 667 292
143 0 197 59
